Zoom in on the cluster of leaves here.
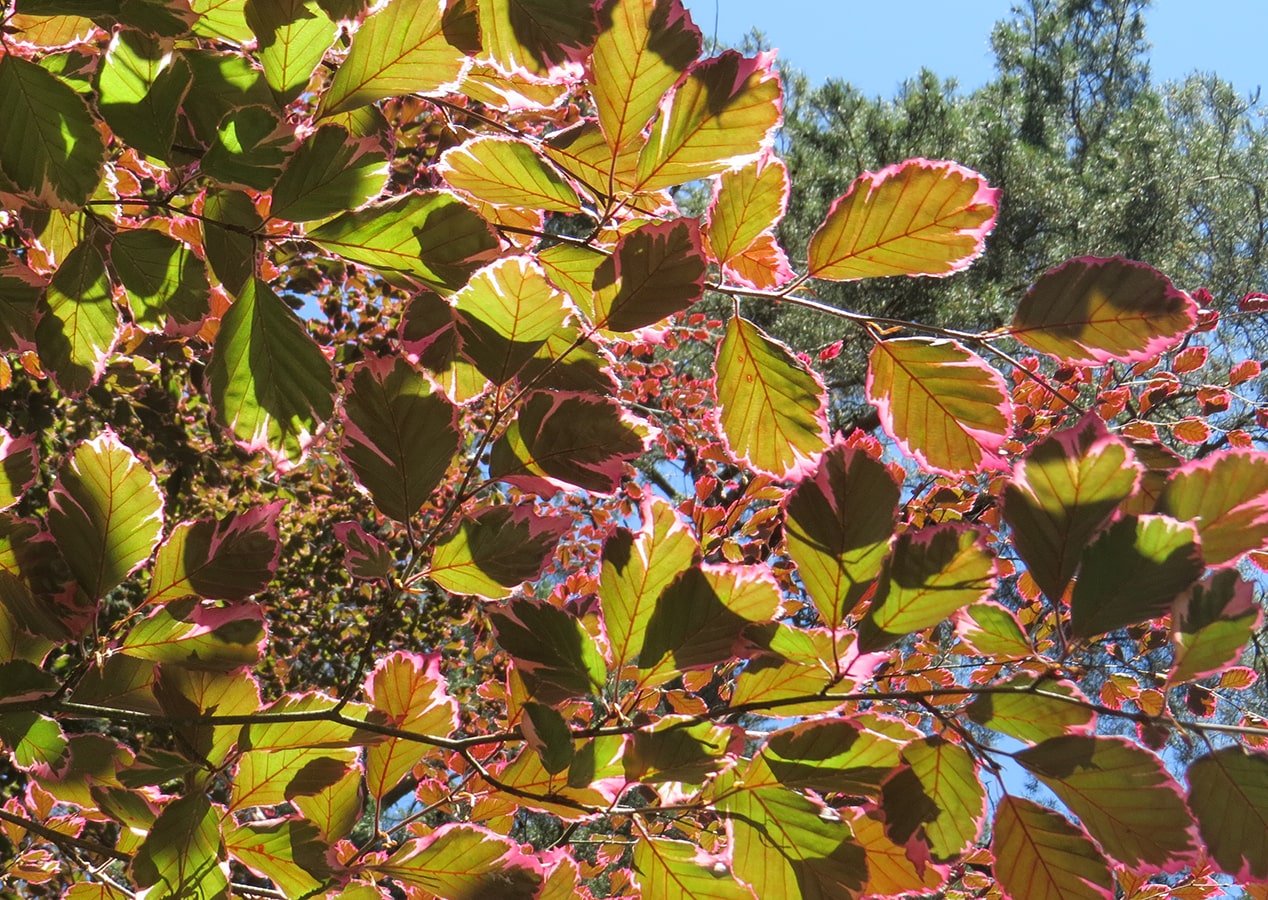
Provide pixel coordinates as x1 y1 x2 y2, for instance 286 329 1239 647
0 1 1266 898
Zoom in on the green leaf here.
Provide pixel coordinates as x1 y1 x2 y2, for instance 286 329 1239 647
476 0 596 74
730 624 842 714
521 701 573 774
340 356 459 523
880 737 984 861
1002 417 1140 603
543 119 642 201
715 317 829 479
365 651 458 800
0 257 43 352
246 0 337 102
965 677 1096 743
428 506 567 600
48 431 163 602
632 837 751 900
96 30 192 161
147 503 283 604
591 0 701 152
858 524 997 651
131 795 229 900
112 229 211 330
230 746 356 811
636 51 781 193
1168 568 1263 686
0 712 67 772
0 430 38 513
1068 514 1203 639
1160 450 1268 566
120 597 265 670
319 0 467 115
807 159 998 281
238 692 384 752
488 598 606 701
1015 735 1198 872
624 716 731 785
783 444 898 629
200 104 292 191
376 824 543 900
308 192 498 293
183 49 277 146
992 796 1113 900
706 155 789 265
200 189 260 295
953 601 1033 658
206 277 335 470
440 135 583 213
1187 747 1268 882
225 818 334 898
756 717 907 795
35 242 119 396
1011 256 1197 365
291 754 363 840
591 219 706 332
190 0 253 42
152 665 260 767
0 53 104 208
538 242 606 317
866 337 1011 476
268 124 389 222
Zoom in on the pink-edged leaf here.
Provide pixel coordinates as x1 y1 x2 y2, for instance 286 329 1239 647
705 154 789 265
248 0 338 102
851 808 947 897
591 218 706 332
290 755 364 841
472 735 626 821
131 795 229 900
238 692 384 752
269 123 390 222
152 666 260 768
0 257 43 353
807 158 998 281
879 737 985 861
782 443 899 629
475 0 595 75
488 597 607 702
365 652 458 801
1187 747 1268 882
1069 514 1203 639
428 506 569 600
635 50 782 193
732 625 883 714
623 716 733 786
953 601 1032 658
1015 735 1199 873
867 337 1011 475
230 746 358 812
543 119 644 202
755 716 909 795
0 514 84 642
35 242 120 396
631 837 752 900
722 232 794 289
1160 450 1268 566
439 135 583 212
1011 257 1197 365
48 431 164 602
147 502 283 604
591 0 702 154
1168 568 1263 686
520 700 573 774
858 524 998 651
225 817 334 899
335 521 393 581
490 391 651 495
715 316 829 479
375 823 544 900
0 428 37 512
340 355 459 522
966 677 1096 743
119 598 265 671
0 713 67 773
1002 417 1141 603
992 795 1113 900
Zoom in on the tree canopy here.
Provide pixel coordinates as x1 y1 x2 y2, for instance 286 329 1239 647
0 1 1266 899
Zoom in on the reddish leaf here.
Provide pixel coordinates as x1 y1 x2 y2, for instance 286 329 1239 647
375 824 543 899
1161 450 1268 565
1171 345 1208 373
992 796 1113 900
1230 359 1262 385
591 219 706 332
1188 747 1268 882
723 232 794 289
335 521 393 581
120 598 266 671
365 652 458 800
147 503 283 604
953 601 1032 658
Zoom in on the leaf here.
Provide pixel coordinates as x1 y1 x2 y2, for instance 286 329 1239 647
340 356 459 523
866 337 1011 476
488 597 606 702
491 391 649 495
521 701 573 774
476 0 596 74
0 53 105 208
200 104 292 191
851 809 945 897
112 229 211 331
591 0 701 152
190 0 253 42
543 119 642 201
206 277 335 470
319 0 468 115
291 755 363 840
147 502 283 604
428 506 568 600
440 135 582 213
730 625 843 714
131 795 229 900
0 429 38 513
715 317 828 479
1015 735 1198 872
472 736 624 820
953 601 1032 658
1068 514 1203 640
705 154 788 264
0 712 67 772
48 431 164 602
1187 747 1268 882
1011 257 1198 365
807 158 998 281
783 444 898 629
880 737 984 860
757 717 907 795
120 597 266 670
365 651 458 800
269 123 389 222
992 796 1113 900
335 521 393 581
308 192 498 293
225 818 334 898
96 30 191 161
967 677 1095 745
1168 568 1263 686
0 257 43 352
636 51 781 193
376 824 543 899
723 231 794 289
1002 417 1141 603
631 837 751 900
35 241 120 396
230 746 357 811
183 49 278 146
1160 450 1268 566
201 189 260 295
152 665 260 767
624 716 732 785
591 218 707 332
238 692 384 752
246 0 337 102
858 525 997 651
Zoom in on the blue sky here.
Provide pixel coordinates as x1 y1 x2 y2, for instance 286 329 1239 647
681 0 1267 99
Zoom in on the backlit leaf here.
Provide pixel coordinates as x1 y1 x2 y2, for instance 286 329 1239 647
48 431 163 602
428 506 568 600
476 0 596 74
201 189 260 296
623 716 732 786
131 795 229 900
966 677 1096 743
881 737 985 860
440 135 582 213
112 229 211 331
291 754 363 840
230 746 357 811
730 625 843 714
591 218 706 332
152 666 260 767
1011 257 1197 365
247 0 337 102
723 231 794 289
521 701 573 774
365 651 458 800
489 598 606 702
1160 450 1268 566
190 0 253 42
96 29 191 161
0 712 67 772
238 692 384 752
35 242 120 396
200 104 292 191
992 796 1113 900
1187 747 1268 882
0 257 43 352
182 49 278 146
953 601 1032 658
225 818 334 898
0 429 38 512
706 154 788 265
1168 568 1263 686
120 597 265 670
852 809 946 897
268 123 389 222
147 503 283 604
543 119 642 200
715 317 828 479
631 837 751 900
867 337 1011 475
335 521 393 581
377 824 543 900
807 158 998 281
757 717 907 795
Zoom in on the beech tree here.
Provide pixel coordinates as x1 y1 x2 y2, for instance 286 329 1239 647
0 2 1267 899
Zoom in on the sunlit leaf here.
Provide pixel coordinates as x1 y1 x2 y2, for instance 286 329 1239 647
96 30 191 161
225 818 334 898
147 503 283 604
200 104 292 191
624 716 732 786
757 717 907 795
1187 747 1268 882
190 0 253 42
488 597 606 702
476 0 593 74
0 257 43 352
706 155 788 263
183 49 278 146
722 230 794 289
428 506 568 600
112 229 211 331
1011 256 1197 365
269 123 389 222
376 824 543 899
238 692 384 752
852 809 946 897
230 746 357 811
440 135 582 213
365 652 458 800
992 796 1113 900
1160 450 1268 566
201 189 260 295
247 0 337 102
953 601 1032 658
35 242 120 396
1168 568 1263 686
543 119 642 200
0 430 37 513
0 712 67 772
291 754 364 841
966 677 1095 743
152 665 260 767
880 737 984 860
335 521 393 581
807 158 998 281
472 736 624 821
131 795 229 900
120 597 265 670
591 218 706 332
867 337 1011 475
631 837 751 900
730 625 843 714
521 701 573 774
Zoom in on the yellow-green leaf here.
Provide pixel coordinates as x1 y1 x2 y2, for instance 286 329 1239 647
440 135 583 213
